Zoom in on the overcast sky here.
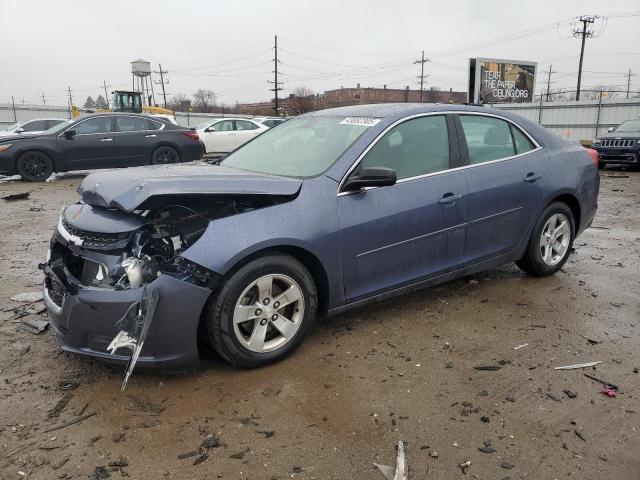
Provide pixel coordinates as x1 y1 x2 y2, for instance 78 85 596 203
1 0 638 107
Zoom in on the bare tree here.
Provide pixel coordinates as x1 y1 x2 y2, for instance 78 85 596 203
288 86 316 115
193 89 216 113
169 93 191 111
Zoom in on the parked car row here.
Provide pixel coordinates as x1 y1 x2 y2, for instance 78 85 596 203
41 103 599 381
0 113 204 181
0 118 67 137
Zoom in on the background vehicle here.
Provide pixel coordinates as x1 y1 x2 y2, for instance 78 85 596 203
0 113 203 181
592 118 640 169
253 117 287 128
0 118 66 137
71 90 177 123
196 118 268 154
42 104 599 375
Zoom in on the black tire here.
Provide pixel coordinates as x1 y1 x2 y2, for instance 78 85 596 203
151 145 180 164
516 202 575 277
206 253 317 368
16 151 54 181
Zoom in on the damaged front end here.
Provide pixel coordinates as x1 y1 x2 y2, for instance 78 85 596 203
41 192 291 389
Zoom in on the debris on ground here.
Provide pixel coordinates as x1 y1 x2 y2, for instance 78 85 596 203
505 395 516 403
575 429 587 442
546 392 562 402
458 460 472 474
230 447 250 460
502 462 515 469
514 343 529 350
19 317 49 334
478 440 496 453
602 387 618 397
374 441 407 480
88 466 110 479
554 361 603 370
584 373 620 391
578 334 602 345
10 291 43 303
193 452 209 465
563 389 578 398
48 392 73 418
202 435 220 448
59 379 79 391
474 365 502 371
2 191 30 201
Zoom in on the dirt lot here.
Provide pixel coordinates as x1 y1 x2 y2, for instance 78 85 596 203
0 170 638 480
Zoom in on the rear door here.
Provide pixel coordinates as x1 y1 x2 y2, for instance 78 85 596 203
455 113 548 265
338 114 467 302
201 119 236 153
234 119 263 147
113 116 159 166
58 116 115 170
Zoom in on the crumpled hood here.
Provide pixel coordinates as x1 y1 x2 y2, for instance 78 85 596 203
79 163 303 212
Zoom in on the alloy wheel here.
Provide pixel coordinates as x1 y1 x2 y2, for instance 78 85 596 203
153 147 178 164
22 152 50 179
539 213 570 265
232 274 305 353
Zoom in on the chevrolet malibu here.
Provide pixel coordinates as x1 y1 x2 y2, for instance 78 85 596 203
41 104 599 387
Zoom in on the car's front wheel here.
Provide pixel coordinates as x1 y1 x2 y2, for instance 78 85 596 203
151 145 180 164
206 253 317 367
516 202 575 277
16 150 54 181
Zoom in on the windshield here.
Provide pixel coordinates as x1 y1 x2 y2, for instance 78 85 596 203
195 120 214 130
44 119 73 135
616 119 640 133
221 116 375 177
2 122 21 132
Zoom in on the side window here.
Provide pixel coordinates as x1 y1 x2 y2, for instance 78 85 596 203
459 115 515 164
46 120 65 129
74 117 112 135
116 116 150 132
148 119 164 130
213 120 234 132
359 115 450 180
235 120 258 130
511 125 536 154
23 120 48 131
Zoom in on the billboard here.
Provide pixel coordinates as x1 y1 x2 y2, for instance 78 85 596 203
468 58 537 104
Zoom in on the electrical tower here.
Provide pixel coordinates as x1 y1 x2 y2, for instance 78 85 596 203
414 51 430 102
573 15 595 101
268 35 283 116
153 64 169 108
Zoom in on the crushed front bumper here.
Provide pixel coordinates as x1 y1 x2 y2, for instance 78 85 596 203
42 231 212 371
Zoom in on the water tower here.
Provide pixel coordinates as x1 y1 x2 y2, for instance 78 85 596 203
131 59 155 106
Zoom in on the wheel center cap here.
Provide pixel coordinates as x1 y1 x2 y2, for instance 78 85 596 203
263 305 274 316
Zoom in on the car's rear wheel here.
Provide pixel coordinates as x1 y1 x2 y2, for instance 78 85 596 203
516 202 575 277
206 253 317 368
151 146 180 164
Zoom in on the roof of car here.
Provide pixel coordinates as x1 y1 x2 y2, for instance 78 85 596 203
309 102 492 118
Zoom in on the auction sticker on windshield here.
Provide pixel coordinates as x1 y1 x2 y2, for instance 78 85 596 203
340 117 381 127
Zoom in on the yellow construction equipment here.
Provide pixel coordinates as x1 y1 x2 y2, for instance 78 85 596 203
72 90 173 118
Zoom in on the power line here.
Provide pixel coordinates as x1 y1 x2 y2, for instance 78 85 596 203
267 35 283 115
544 65 557 101
573 15 596 101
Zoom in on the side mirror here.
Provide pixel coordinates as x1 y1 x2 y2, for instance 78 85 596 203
205 126 216 132
607 127 615 133
343 166 397 192
64 129 77 138
15 127 24 134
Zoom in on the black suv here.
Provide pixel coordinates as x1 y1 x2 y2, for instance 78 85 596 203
592 118 640 169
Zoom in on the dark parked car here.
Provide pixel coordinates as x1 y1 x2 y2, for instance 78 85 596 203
592 118 640 169
41 103 599 388
0 113 203 181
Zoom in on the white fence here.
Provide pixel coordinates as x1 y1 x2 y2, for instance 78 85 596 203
0 104 256 129
3 98 640 141
493 97 640 142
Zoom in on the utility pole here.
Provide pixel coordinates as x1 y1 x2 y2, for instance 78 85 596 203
67 86 73 108
40 92 46 106
573 15 595 101
544 65 557 101
103 80 110 109
268 35 283 116
154 64 169 108
11 96 17 122
414 51 430 102
626 69 635 99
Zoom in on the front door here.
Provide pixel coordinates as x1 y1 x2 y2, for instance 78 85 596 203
201 119 236 153
338 114 467 302
59 116 115 170
456 113 549 265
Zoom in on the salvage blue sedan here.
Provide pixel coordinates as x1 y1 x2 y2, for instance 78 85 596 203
41 103 599 387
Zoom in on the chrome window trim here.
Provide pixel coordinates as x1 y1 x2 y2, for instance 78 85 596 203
337 111 543 197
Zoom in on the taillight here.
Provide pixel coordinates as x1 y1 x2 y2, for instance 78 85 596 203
182 131 199 141
585 148 599 167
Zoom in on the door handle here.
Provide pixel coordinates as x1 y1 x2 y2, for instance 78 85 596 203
145 134 156 138
524 172 543 183
99 138 113 142
439 193 463 204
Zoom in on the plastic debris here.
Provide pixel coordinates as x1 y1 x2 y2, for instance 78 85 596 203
458 460 472 474
10 291 44 303
474 365 501 371
584 373 620 391
514 343 528 350
19 317 49 334
59 379 79 391
374 441 407 480
554 361 602 370
2 192 30 201
602 387 618 397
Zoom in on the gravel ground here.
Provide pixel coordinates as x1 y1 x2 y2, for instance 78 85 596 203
0 169 638 480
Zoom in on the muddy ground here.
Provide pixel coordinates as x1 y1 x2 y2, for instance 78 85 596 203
0 169 638 480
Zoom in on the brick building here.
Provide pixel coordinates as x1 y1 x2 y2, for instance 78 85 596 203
234 85 467 116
